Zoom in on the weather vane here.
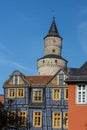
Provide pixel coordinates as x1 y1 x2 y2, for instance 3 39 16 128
52 10 55 20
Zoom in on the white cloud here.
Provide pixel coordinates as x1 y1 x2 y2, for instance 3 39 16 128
11 61 30 71
80 8 87 16
0 42 37 74
0 42 14 55
0 58 37 74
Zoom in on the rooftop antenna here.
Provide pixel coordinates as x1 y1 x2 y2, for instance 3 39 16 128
52 10 55 20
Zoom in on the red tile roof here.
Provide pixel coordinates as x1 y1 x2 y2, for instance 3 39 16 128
26 75 53 86
0 95 4 104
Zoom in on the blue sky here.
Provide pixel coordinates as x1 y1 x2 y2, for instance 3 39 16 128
0 0 87 94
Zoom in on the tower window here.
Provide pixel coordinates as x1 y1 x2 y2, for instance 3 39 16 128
52 49 55 52
55 60 57 63
43 60 45 63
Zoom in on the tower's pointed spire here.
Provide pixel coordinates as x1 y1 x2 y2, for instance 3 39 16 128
48 17 58 36
44 17 62 39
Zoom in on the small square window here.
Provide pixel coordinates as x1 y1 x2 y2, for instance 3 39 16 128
52 49 55 52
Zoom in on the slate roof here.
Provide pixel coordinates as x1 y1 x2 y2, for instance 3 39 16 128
66 61 87 83
37 54 67 62
0 94 4 104
44 17 62 39
25 75 53 86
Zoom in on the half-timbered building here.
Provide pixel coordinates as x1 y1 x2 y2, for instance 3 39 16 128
3 18 68 130
4 69 68 130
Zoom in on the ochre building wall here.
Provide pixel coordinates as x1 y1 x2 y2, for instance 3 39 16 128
69 84 87 130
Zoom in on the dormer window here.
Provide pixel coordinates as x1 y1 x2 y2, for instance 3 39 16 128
33 89 43 102
58 74 64 85
13 75 19 85
57 71 66 85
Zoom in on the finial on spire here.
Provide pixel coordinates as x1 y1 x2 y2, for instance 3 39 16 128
52 10 55 20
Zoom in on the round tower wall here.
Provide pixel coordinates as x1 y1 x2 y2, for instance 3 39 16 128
38 58 67 75
44 36 62 56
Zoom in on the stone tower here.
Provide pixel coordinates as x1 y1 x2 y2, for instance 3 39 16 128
37 17 67 75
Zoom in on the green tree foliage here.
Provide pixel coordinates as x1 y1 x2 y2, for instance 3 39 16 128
0 102 7 129
0 101 32 129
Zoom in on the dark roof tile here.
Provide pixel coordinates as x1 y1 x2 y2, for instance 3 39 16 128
44 18 62 39
66 61 87 83
38 54 67 62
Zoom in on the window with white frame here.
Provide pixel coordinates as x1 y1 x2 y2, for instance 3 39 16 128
76 85 87 104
